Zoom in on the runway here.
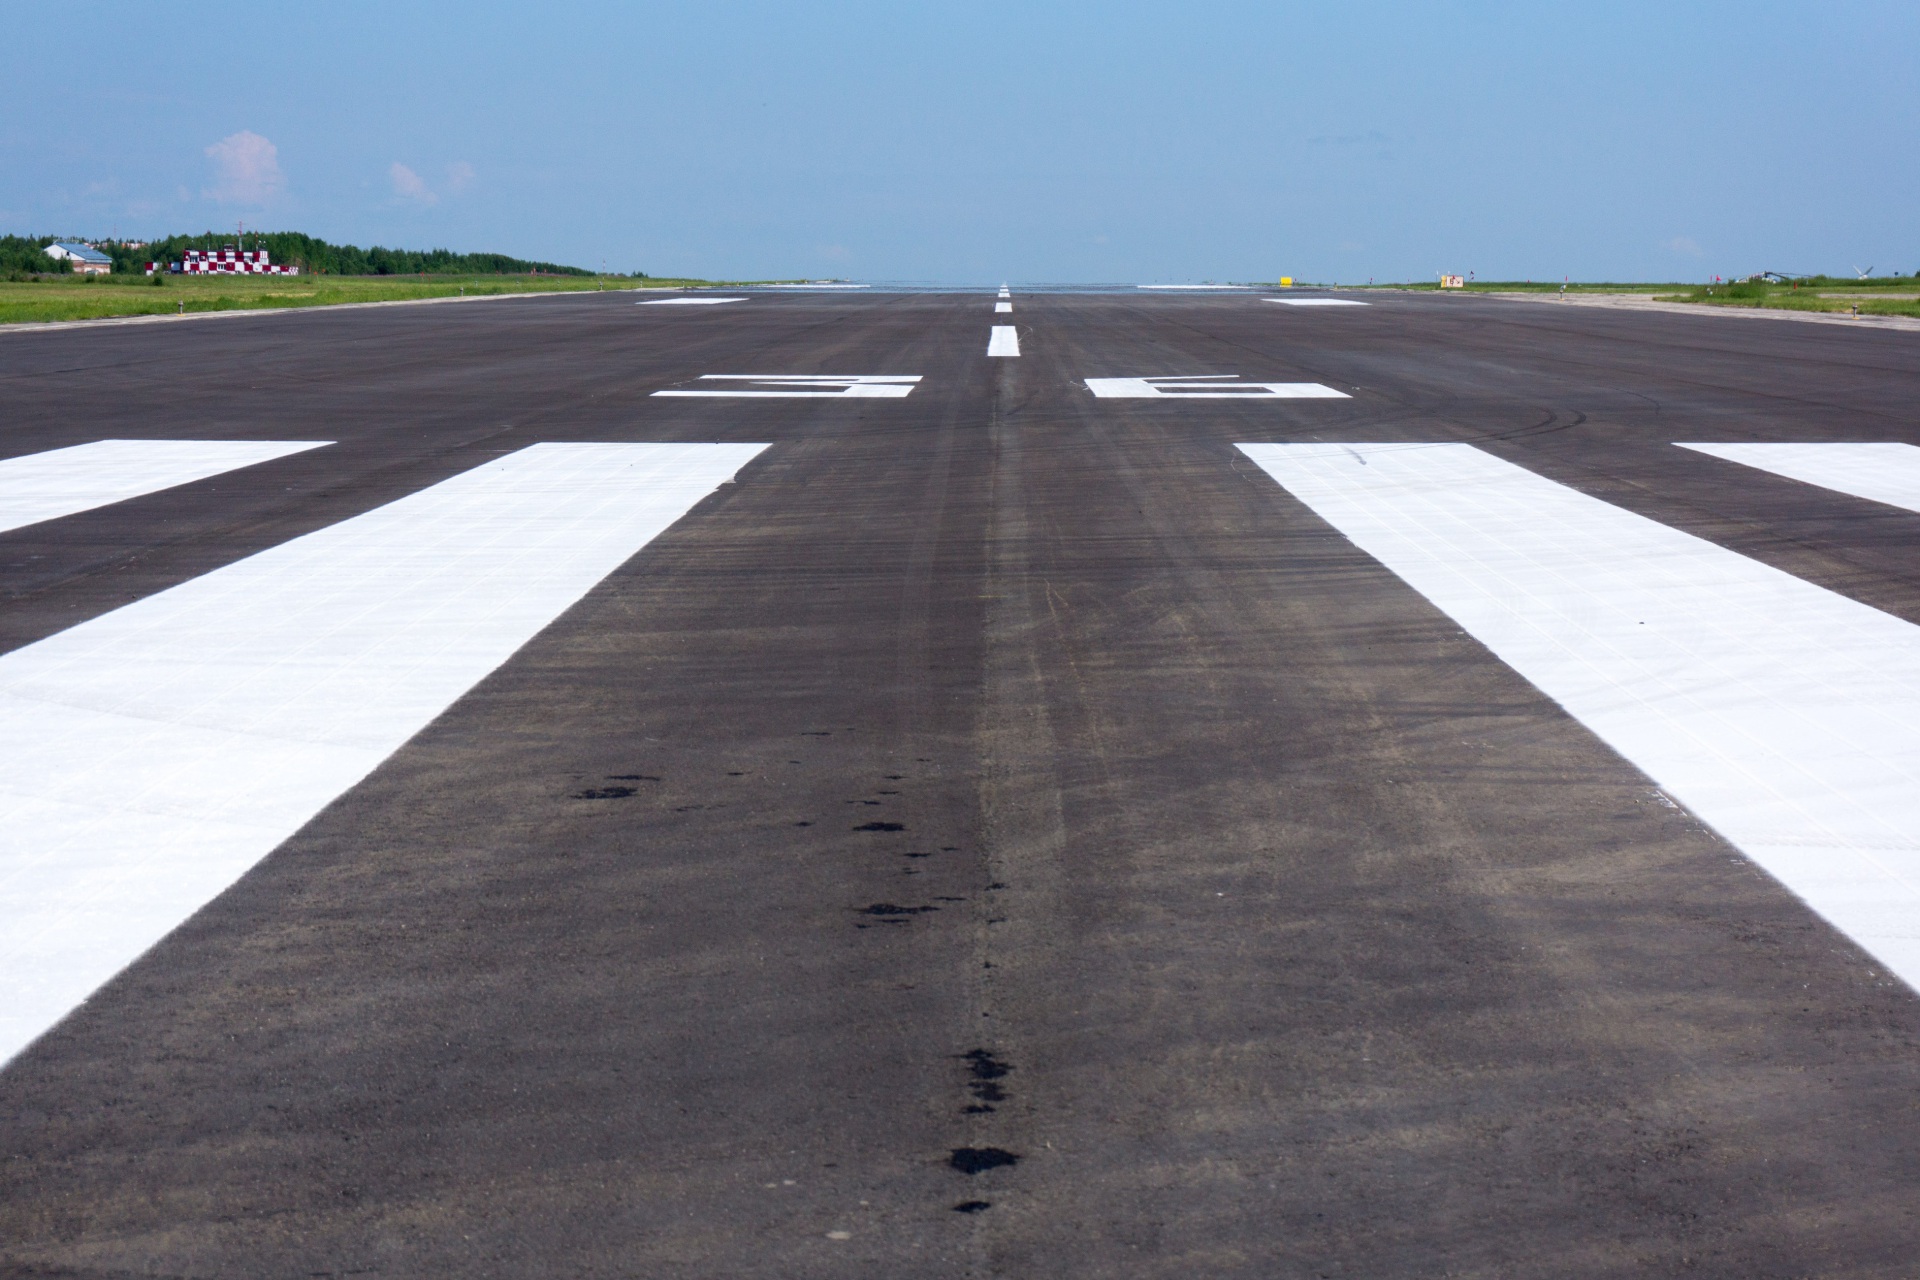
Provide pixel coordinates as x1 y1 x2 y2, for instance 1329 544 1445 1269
3 288 1920 1277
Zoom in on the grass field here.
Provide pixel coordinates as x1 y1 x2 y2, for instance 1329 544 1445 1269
1373 276 1920 317
0 273 718 326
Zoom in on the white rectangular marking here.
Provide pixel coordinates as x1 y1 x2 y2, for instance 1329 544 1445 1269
995 301 1012 314
1676 442 1920 515
1138 284 1249 290
641 297 746 306
0 440 330 536
1267 298 1369 307
652 375 920 399
1238 440 1920 992
1087 376 1348 400
988 326 1020 358
0 441 766 1065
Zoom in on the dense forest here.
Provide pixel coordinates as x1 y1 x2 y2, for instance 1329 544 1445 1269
0 233 617 277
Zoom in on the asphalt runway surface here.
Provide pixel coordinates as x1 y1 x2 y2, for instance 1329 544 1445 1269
3 288 1920 1278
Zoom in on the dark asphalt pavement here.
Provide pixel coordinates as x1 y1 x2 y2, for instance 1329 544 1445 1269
3 289 1920 1278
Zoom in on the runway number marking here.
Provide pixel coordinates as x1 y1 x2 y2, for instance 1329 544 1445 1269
1677 442 1920 515
1086 376 1348 400
652 375 920 399
988 326 1020 358
1239 440 1920 993
0 440 330 536
0 442 767 1066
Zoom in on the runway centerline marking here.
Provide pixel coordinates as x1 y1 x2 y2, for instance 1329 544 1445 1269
1676 442 1920 515
988 326 1020 358
652 375 920 399
640 297 746 306
1266 298 1369 307
1239 440 1920 993
0 441 767 1067
0 440 331 536
995 301 1012 314
1087 375 1347 399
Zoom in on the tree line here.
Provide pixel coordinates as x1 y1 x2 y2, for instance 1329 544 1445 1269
1 233 626 278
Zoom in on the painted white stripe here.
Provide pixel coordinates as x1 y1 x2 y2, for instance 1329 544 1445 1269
641 297 746 306
1267 298 1369 307
1676 442 1920 515
0 441 766 1065
997 288 1011 299
653 375 919 399
988 326 1020 358
995 301 1012 314
1087 376 1347 400
1138 284 1249 290
1238 441 1920 992
0 440 330 536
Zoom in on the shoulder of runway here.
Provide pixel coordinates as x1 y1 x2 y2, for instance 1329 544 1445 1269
0 286 649 338
1481 290 1920 333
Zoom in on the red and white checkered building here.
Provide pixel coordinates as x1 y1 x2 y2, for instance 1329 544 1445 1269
152 248 300 276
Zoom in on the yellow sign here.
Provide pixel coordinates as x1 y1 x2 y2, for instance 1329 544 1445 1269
1279 276 1293 286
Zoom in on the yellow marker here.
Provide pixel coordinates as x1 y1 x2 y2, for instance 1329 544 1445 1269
1280 276 1293 287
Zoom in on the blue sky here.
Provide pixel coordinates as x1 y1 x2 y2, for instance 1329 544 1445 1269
5 0 1915 283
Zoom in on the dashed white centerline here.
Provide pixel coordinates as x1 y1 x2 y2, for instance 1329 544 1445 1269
995 301 1012 314
1266 298 1368 307
988 326 1020 358
641 297 746 306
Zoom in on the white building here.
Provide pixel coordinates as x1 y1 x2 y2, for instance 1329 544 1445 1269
43 243 113 275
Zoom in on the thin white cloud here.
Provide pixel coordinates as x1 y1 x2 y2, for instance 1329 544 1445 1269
204 131 285 204
445 161 476 194
390 162 437 205
1664 236 1703 256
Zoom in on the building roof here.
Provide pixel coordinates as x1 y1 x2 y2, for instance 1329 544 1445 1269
45 242 113 264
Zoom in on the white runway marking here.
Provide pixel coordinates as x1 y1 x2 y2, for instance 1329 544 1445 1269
988 326 1020 358
1087 376 1347 400
0 441 766 1066
1138 284 1249 290
1238 440 1920 993
0 440 330 536
759 283 868 289
997 287 1010 299
640 297 746 306
1676 442 1920 515
653 375 920 399
995 301 1012 314
1267 298 1369 307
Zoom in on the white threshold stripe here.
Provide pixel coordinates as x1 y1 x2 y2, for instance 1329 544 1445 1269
1676 442 1920 515
0 441 766 1066
988 326 1020 357
641 297 745 306
1238 441 1920 991
1267 298 1368 307
0 440 330 536
995 301 1012 314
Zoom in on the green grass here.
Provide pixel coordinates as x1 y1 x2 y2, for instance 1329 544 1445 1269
0 272 719 326
1654 279 1920 317
1383 280 1691 294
